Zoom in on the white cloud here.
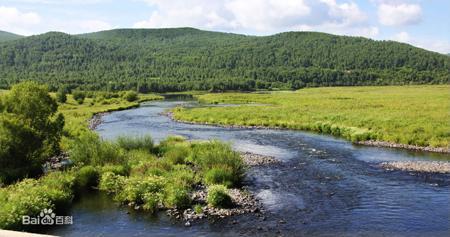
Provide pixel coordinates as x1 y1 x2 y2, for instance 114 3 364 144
0 6 41 35
377 3 422 26
390 31 450 54
135 0 372 37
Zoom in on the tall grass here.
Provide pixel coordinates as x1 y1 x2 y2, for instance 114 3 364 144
173 86 450 148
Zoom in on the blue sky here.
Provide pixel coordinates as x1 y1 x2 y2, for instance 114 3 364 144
0 0 449 53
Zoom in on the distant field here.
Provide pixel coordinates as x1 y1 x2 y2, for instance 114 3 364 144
173 86 450 148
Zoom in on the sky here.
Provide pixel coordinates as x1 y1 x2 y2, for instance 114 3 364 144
0 0 449 53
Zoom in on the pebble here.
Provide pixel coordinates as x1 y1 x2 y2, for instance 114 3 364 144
357 140 449 153
240 152 280 166
380 161 450 173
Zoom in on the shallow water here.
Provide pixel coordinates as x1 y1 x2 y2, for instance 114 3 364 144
46 97 450 237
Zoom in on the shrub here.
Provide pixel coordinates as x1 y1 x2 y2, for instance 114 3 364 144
163 145 190 164
115 176 166 205
163 184 191 209
204 166 234 187
72 91 86 104
56 89 67 103
70 132 125 166
189 141 245 187
116 135 154 153
100 164 130 176
0 82 64 184
207 185 233 208
75 166 99 190
99 172 125 194
123 91 139 102
193 204 203 214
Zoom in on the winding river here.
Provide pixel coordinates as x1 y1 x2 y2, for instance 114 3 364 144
47 95 450 237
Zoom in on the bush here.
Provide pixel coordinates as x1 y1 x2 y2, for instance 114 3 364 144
72 91 86 104
75 166 99 190
115 176 166 205
189 141 245 187
99 172 125 194
123 91 139 102
207 185 233 208
204 166 234 187
163 145 190 164
116 135 154 153
163 184 191 209
0 171 76 230
70 132 125 166
0 82 64 184
56 89 67 103
100 164 130 176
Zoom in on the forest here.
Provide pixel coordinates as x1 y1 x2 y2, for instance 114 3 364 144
0 28 449 92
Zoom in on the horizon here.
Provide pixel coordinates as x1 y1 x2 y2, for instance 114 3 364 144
0 0 449 54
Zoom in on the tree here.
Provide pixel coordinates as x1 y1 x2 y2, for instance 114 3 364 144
72 90 86 104
0 81 65 184
123 91 138 102
56 88 67 103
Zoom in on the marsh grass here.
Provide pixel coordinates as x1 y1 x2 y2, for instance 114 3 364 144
173 86 450 148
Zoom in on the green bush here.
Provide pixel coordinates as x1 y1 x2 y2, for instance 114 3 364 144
0 82 64 184
75 166 99 190
189 141 245 187
98 172 125 194
72 91 86 104
100 164 130 176
70 132 125 166
116 135 154 153
123 91 139 102
0 171 76 230
163 145 190 164
115 176 166 205
56 89 67 103
204 166 234 187
207 185 233 208
193 204 203 214
163 184 191 209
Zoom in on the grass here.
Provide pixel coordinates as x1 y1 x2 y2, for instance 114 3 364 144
58 93 162 147
172 85 450 148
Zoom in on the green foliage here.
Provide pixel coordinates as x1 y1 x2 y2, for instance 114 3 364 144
69 131 125 166
72 91 86 104
207 185 233 208
74 166 99 190
204 167 235 187
173 86 450 148
163 184 191 209
189 141 245 187
99 164 130 176
115 176 166 206
56 89 67 103
123 91 139 102
116 135 154 153
0 29 448 92
0 82 64 184
98 172 125 194
0 171 76 230
193 204 203 214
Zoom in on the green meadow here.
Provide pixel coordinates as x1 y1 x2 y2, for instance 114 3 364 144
172 86 450 148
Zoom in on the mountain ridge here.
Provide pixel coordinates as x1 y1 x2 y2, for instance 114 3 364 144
0 28 448 92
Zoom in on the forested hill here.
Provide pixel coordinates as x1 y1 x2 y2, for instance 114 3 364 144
0 30 23 42
0 27 448 92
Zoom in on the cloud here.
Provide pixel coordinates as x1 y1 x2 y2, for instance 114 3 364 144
0 6 41 35
390 31 450 54
135 0 373 37
377 3 422 26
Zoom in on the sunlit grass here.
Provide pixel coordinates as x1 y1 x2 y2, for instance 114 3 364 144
173 85 450 148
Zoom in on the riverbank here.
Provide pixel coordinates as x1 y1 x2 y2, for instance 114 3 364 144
166 111 450 154
381 161 450 173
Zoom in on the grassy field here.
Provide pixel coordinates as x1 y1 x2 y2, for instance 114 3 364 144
56 93 162 148
172 86 450 148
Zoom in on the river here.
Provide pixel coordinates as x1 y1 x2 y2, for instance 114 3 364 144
46 95 450 237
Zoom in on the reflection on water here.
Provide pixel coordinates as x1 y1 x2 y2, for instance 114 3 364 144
46 99 450 237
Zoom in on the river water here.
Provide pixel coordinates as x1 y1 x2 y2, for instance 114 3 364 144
47 96 450 237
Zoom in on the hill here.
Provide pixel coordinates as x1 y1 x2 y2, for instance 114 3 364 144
0 30 23 42
0 28 448 92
